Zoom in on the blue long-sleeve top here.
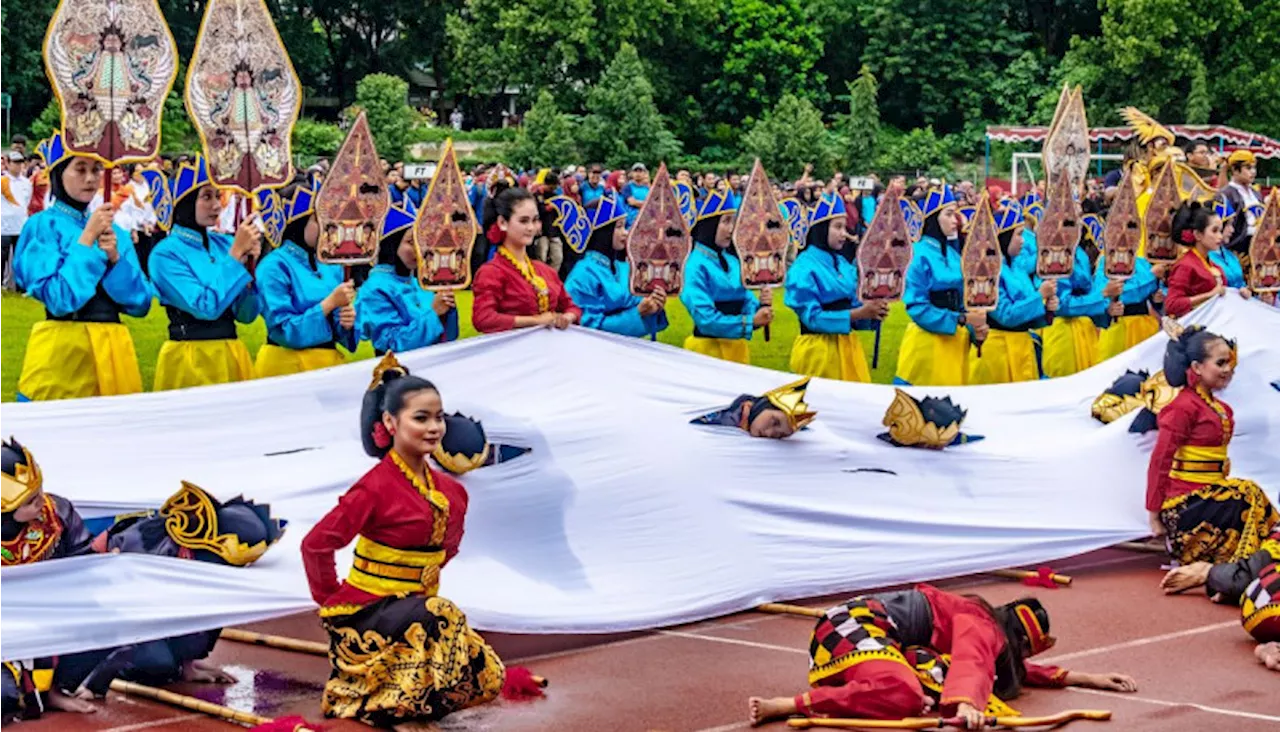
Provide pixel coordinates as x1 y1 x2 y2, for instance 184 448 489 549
1047 246 1105 318
255 240 357 350
14 200 152 318
149 225 258 324
1093 254 1159 305
988 262 1046 330
357 263 458 354
784 245 875 333
1014 228 1038 277
903 235 965 335
679 243 759 340
564 251 668 338
468 184 487 220
1209 249 1247 288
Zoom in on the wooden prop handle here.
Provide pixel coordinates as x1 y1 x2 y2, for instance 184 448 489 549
989 568 1073 586
788 710 1112 729
755 602 825 618
110 679 273 727
1115 540 1166 554
221 627 328 656
102 167 113 206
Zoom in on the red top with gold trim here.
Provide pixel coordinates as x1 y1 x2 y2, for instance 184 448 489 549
1 494 93 566
471 249 581 333
1165 249 1225 318
301 451 469 615
1146 382 1233 511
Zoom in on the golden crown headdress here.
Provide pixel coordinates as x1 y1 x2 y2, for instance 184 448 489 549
161 482 279 567
1121 107 1175 148
761 377 818 431
2 438 43 513
368 351 409 391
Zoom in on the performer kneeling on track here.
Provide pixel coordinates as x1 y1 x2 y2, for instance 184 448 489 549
748 585 1136 729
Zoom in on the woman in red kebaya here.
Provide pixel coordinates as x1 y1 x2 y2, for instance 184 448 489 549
301 354 541 726
747 586 1136 729
1164 202 1251 317
471 187 581 333
1146 324 1277 565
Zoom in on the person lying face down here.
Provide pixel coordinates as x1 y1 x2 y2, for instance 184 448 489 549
691 377 817 439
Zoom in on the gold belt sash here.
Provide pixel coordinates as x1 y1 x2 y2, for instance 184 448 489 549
1169 444 1230 484
347 535 444 598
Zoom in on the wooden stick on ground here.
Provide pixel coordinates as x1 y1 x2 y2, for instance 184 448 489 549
988 568 1073 586
755 603 825 618
220 628 328 656
1115 541 1166 554
110 679 274 727
787 709 1112 729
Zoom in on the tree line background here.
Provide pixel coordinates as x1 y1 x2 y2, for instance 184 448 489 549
4 0 1278 179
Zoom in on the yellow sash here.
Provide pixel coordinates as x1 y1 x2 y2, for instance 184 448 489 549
1169 444 1230 484
346 535 445 598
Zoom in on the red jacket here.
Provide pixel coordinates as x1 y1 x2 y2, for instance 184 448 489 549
1165 249 1224 317
1147 384 1233 511
471 250 581 332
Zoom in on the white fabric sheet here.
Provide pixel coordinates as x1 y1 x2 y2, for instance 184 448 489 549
2 297 1278 661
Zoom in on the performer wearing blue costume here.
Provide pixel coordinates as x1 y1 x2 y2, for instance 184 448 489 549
970 201 1055 384
148 156 261 391
359 202 459 354
1013 192 1043 277
785 193 887 382
1093 213 1161 361
254 180 358 377
1041 242 1109 378
559 193 668 338
1209 197 1248 289
895 185 982 386
680 187 771 363
13 134 151 401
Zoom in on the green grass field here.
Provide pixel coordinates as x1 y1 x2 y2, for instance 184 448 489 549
0 290 907 401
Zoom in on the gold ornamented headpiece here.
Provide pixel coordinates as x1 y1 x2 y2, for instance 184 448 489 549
1121 107 1175 148
161 482 276 566
368 351 409 391
2 438 43 513
761 377 818 431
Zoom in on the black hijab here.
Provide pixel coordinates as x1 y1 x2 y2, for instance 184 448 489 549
585 220 622 274
172 187 212 249
48 159 88 213
377 229 414 277
922 210 960 261
692 214 733 271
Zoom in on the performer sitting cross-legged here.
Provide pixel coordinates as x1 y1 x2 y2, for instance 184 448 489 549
301 354 542 727
1146 323 1278 564
748 585 1136 729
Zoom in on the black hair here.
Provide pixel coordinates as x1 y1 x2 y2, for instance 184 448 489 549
1170 200 1217 250
360 369 440 458
997 228 1018 263
1230 158 1254 175
964 595 1031 700
377 228 414 276
494 187 536 222
1163 325 1231 388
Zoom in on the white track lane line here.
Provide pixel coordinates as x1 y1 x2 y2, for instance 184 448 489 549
1039 620 1239 663
101 713 208 732
1066 686 1280 722
656 629 807 655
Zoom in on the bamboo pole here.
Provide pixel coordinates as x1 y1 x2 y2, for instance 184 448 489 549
220 628 328 656
988 568 1073 586
787 709 1112 729
110 679 272 727
755 602 825 618
1115 541 1166 554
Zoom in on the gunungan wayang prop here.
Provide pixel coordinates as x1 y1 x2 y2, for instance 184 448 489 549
413 138 477 290
1142 160 1182 264
186 0 300 194
1035 170 1081 280
858 184 914 303
733 159 789 288
314 112 389 266
961 195 1001 357
1250 190 1280 293
627 163 691 295
1102 167 1141 279
43 0 179 201
1043 84 1090 196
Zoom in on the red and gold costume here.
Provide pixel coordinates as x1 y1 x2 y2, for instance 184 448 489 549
797 585 1065 721
1148 381 1278 564
302 449 505 725
1164 248 1225 318
1206 529 1280 643
471 247 581 332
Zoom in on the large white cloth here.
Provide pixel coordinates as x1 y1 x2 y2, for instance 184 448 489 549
2 297 1278 661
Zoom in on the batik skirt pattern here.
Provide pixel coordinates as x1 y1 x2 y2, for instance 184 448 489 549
322 594 505 726
1161 478 1280 565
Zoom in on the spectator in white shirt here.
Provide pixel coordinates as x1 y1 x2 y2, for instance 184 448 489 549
2 151 34 290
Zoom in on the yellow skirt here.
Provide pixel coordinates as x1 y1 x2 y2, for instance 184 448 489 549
1097 314 1159 362
16 321 143 401
1041 316 1098 378
894 322 969 386
152 339 254 392
969 329 1039 385
789 332 871 382
684 336 751 364
254 344 346 379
